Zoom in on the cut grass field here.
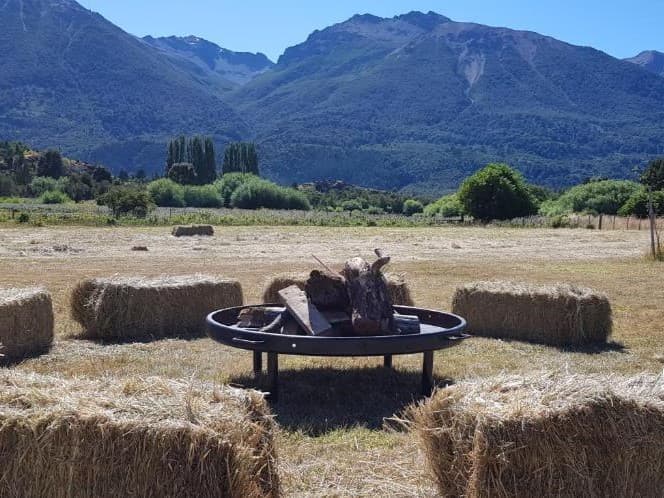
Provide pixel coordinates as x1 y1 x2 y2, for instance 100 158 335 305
1 225 663 496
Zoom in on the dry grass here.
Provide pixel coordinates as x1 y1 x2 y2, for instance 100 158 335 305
452 281 612 346
70 275 243 340
172 225 215 237
409 372 664 497
262 272 414 306
0 225 663 496
0 287 53 361
0 370 278 498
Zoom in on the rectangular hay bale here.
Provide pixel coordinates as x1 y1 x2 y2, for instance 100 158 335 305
70 275 243 340
0 371 278 498
0 287 53 360
452 281 612 345
172 225 214 237
411 373 664 498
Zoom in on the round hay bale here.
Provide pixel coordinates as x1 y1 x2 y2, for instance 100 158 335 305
172 225 214 237
0 370 279 497
452 281 612 346
0 287 53 361
261 272 414 306
410 372 664 498
70 275 243 340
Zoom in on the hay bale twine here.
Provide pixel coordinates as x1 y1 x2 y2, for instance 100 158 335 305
70 275 243 340
261 272 414 306
172 225 214 237
0 371 279 498
0 287 53 360
452 281 612 346
410 372 664 498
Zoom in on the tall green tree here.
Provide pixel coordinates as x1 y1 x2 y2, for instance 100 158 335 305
641 158 664 191
458 163 537 221
37 150 64 179
222 142 259 176
165 135 217 184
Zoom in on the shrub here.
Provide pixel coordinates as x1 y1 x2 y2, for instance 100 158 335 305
458 164 537 221
403 199 424 216
214 173 257 207
97 186 152 217
424 194 463 217
56 174 94 202
39 190 72 204
340 199 363 212
0 175 17 197
542 180 642 215
618 189 664 218
365 206 384 215
230 178 310 211
17 212 30 223
147 179 185 207
29 177 58 197
183 185 223 208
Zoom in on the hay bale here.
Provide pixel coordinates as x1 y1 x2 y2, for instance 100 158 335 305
261 272 414 306
70 275 243 340
452 281 612 345
0 287 53 360
172 225 214 237
0 371 278 497
410 372 664 498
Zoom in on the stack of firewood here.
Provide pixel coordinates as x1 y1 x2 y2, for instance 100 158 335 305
237 249 420 337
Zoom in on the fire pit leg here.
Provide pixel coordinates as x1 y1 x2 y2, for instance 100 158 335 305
383 355 393 369
267 352 279 402
422 351 434 395
253 351 262 377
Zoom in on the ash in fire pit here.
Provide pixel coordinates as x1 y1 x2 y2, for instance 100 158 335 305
239 249 420 337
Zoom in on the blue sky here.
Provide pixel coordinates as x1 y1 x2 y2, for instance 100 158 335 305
78 0 663 61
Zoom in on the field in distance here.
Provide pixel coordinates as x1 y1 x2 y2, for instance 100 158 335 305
1 225 663 496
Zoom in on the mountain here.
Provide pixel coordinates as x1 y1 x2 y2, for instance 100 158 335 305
3 4 664 192
142 35 274 87
0 0 247 174
233 12 664 192
625 50 664 77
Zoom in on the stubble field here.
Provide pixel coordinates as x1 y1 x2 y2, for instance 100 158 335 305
1 224 663 497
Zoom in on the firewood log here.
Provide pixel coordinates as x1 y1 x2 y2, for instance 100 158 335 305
305 270 349 310
341 249 396 336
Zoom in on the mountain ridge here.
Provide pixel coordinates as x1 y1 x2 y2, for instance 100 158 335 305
2 1 664 192
625 50 664 77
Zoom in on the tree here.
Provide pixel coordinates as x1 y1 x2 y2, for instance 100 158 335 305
97 186 152 217
458 163 537 221
641 158 664 191
222 142 259 176
619 189 664 218
134 169 147 182
118 170 129 181
165 136 217 184
167 162 197 185
402 199 424 216
37 150 64 179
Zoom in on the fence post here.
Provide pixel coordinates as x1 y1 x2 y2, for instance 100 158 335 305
627 216 630 230
598 214 603 230
612 215 616 230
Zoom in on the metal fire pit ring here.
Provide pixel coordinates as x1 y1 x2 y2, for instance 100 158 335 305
207 305 468 401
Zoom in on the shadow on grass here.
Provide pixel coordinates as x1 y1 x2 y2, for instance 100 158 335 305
557 340 626 355
230 366 454 436
67 331 207 346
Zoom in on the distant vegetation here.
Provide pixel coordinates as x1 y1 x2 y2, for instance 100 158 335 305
3 139 664 224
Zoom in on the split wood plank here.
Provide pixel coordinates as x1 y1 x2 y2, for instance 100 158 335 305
278 285 333 336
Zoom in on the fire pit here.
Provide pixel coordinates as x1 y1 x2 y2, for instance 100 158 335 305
206 304 467 401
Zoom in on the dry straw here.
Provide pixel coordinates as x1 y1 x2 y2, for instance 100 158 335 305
410 372 664 498
0 287 53 360
0 371 278 497
262 272 414 306
452 281 612 346
172 225 215 237
70 275 243 340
